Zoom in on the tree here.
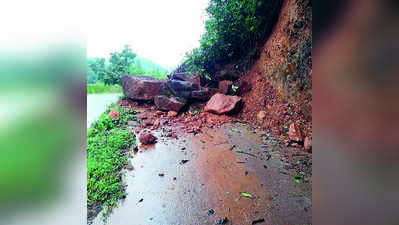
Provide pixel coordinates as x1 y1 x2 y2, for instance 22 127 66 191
106 45 137 85
88 58 106 83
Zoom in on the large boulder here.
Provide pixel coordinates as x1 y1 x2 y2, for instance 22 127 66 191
204 93 243 115
154 95 186 112
168 79 199 92
191 88 212 102
168 72 201 86
121 75 167 100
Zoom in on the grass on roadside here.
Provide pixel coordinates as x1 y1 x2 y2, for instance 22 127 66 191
87 83 123 94
87 102 137 220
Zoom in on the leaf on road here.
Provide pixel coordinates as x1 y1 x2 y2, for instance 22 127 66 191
241 192 253 198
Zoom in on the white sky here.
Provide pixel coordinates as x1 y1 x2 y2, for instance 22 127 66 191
86 0 210 69
1 0 210 70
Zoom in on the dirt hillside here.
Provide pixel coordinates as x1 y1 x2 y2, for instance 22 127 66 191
239 0 312 142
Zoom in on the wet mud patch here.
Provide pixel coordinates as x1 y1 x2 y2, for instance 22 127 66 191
192 123 312 224
92 121 311 225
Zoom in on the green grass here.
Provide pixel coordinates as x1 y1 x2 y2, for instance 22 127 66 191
87 102 137 220
130 73 167 79
87 83 123 94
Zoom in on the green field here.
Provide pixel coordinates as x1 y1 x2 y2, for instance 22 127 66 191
87 83 123 94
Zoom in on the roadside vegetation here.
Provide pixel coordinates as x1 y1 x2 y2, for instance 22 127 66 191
87 45 169 94
179 0 283 77
87 102 137 220
87 83 123 94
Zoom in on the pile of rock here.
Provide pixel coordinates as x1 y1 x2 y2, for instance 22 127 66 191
121 73 249 116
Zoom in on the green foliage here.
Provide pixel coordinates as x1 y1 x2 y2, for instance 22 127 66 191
88 45 137 85
232 84 238 92
88 48 170 85
87 103 137 220
87 83 123 94
241 192 253 198
183 0 283 76
88 58 107 84
234 147 244 153
106 45 137 85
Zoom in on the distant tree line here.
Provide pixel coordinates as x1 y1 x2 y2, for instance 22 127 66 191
87 45 168 85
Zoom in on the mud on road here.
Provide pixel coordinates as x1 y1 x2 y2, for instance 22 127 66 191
92 109 312 225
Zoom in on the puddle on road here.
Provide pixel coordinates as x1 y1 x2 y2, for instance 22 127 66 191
92 123 311 225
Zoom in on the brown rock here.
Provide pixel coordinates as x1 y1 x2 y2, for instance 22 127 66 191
109 110 120 119
142 120 153 128
139 131 157 145
168 111 178 117
288 122 304 142
138 114 148 120
204 94 243 115
152 120 160 129
191 88 212 101
304 137 312 152
218 80 233 95
155 111 165 116
257 111 267 121
168 72 201 87
121 75 166 100
154 95 186 112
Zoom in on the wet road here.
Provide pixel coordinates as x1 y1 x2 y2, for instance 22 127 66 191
92 122 311 225
87 94 121 127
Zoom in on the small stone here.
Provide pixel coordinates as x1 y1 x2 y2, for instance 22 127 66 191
207 208 215 216
180 160 189 165
216 217 229 224
155 110 164 115
138 114 148 119
257 111 266 121
153 120 160 129
168 111 178 117
109 110 120 119
139 131 157 145
304 137 312 152
288 122 304 142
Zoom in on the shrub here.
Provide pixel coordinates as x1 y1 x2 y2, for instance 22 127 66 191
183 0 283 76
87 102 136 220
